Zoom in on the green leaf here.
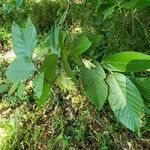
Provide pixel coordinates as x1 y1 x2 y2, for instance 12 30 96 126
3 3 12 14
103 5 116 20
23 17 36 58
81 62 108 109
34 72 44 99
73 36 92 55
102 51 150 72
57 9 68 26
12 17 36 59
83 61 106 79
0 84 8 93
123 0 150 8
107 73 144 132
38 82 51 107
95 0 102 12
90 34 103 46
38 54 59 106
61 50 78 85
17 82 24 99
133 77 150 101
12 23 24 58
121 0 138 9
50 25 65 56
40 54 58 82
136 0 150 8
6 58 36 83
16 0 23 10
59 30 66 50
8 83 18 96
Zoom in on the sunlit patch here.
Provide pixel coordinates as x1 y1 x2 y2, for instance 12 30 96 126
34 0 57 3
82 58 96 69
71 22 83 36
74 0 84 4
0 50 16 63
34 0 43 3
0 128 6 145
72 26 83 34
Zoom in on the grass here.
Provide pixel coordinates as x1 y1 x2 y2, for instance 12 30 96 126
0 0 150 149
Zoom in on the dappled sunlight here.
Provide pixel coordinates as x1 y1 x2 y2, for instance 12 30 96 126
74 0 84 4
0 50 16 63
0 128 6 138
0 127 7 145
31 0 58 3
0 117 12 148
71 23 83 36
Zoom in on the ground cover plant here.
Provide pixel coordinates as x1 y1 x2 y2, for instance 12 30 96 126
0 0 150 149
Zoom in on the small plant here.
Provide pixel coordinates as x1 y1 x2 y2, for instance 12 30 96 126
4 7 150 134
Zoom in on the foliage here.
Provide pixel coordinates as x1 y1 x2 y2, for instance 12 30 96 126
0 0 149 143
102 51 150 72
81 62 108 110
5 11 150 133
107 73 144 132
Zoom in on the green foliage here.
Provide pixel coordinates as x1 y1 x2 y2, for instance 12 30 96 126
12 17 36 59
16 0 23 10
107 73 144 132
38 82 51 107
133 77 150 101
6 58 36 83
34 72 44 99
72 36 92 55
50 25 65 56
4 1 150 134
8 83 18 96
0 84 8 93
56 72 76 92
40 54 58 82
17 82 24 99
103 5 116 20
81 62 108 110
6 17 37 83
102 51 150 72
3 3 12 14
38 54 59 106
2 0 24 14
136 0 150 7
122 0 150 9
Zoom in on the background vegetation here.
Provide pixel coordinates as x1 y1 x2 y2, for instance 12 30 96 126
0 0 150 149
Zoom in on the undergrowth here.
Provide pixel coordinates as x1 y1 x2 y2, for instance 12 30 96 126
0 0 150 149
